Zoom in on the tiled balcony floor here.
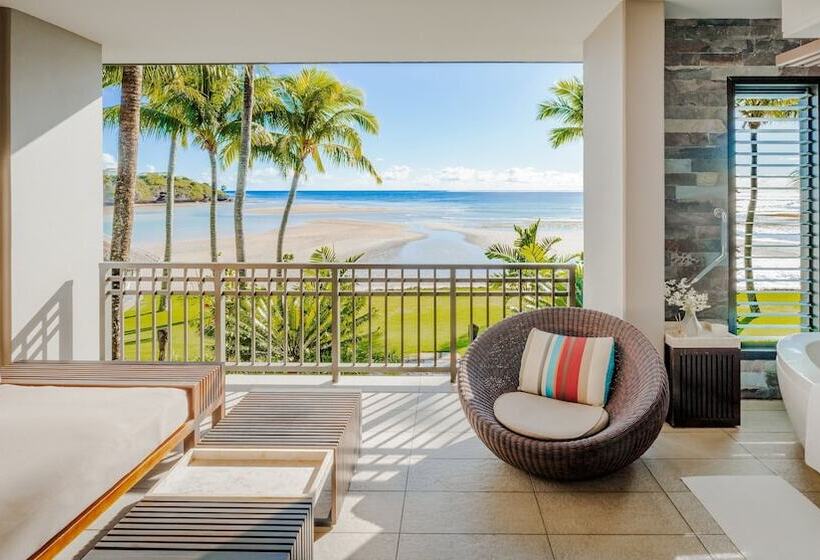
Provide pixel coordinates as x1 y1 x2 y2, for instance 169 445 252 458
59 375 820 560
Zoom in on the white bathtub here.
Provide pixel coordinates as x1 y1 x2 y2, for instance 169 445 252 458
776 333 820 445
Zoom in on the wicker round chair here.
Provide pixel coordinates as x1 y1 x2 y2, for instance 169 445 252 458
457 307 669 480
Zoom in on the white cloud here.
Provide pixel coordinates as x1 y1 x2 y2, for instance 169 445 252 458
417 166 582 190
144 164 157 173
102 152 117 170
382 165 412 181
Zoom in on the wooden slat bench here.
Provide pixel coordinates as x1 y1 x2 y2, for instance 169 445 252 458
0 361 225 560
199 390 361 526
84 497 313 560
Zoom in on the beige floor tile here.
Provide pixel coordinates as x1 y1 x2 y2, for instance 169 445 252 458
132 450 183 490
549 535 708 560
313 532 399 560
85 490 143 531
331 492 405 533
407 458 532 492
401 491 545 534
350 452 411 491
802 491 820 507
53 530 99 560
418 375 456 393
362 428 415 452
735 410 794 433
644 432 751 459
397 534 553 560
531 460 661 492
729 431 803 459
411 430 495 460
740 399 784 411
668 492 724 535
759 458 820 491
644 458 771 492
662 423 733 433
537 492 690 535
361 393 419 433
699 535 745 560
413 393 471 434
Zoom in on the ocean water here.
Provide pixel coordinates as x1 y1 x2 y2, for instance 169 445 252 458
104 190 584 262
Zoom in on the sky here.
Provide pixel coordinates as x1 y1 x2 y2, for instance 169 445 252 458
102 62 583 192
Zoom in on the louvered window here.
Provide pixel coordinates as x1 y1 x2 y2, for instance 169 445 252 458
729 80 820 354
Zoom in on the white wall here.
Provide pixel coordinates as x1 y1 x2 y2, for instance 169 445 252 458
781 0 820 38
583 0 665 349
582 3 627 319
7 9 101 360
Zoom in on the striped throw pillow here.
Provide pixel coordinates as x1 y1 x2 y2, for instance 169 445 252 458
518 328 616 407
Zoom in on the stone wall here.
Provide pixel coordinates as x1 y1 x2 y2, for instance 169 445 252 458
664 19 820 396
664 19 819 323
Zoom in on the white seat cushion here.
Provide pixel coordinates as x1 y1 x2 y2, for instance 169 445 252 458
494 391 609 441
0 384 188 560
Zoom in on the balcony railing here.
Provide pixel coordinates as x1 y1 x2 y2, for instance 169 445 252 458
100 262 578 381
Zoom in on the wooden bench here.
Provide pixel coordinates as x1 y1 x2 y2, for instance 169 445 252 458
200 390 361 526
0 361 225 560
84 497 313 560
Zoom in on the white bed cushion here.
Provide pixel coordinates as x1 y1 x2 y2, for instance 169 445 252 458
494 391 609 441
0 384 188 560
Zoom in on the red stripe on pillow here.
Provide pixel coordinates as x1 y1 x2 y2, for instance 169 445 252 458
562 336 587 402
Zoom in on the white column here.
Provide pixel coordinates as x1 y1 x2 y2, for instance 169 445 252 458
4 9 102 360
582 0 665 349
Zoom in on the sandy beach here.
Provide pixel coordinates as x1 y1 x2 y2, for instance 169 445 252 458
143 219 426 262
424 222 584 256
108 192 584 263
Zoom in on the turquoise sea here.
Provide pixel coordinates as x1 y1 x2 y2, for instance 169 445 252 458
104 190 583 263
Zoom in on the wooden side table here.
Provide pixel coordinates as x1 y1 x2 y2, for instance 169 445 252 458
664 324 741 427
199 390 361 526
84 497 313 559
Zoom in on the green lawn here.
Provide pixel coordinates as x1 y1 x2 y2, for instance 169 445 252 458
121 290 563 361
736 290 803 348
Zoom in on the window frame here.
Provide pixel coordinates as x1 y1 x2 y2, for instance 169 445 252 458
727 77 820 360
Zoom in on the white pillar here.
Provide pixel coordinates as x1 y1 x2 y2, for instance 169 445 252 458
1 9 102 360
582 0 665 349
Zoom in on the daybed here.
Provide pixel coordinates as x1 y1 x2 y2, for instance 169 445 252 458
0 361 224 560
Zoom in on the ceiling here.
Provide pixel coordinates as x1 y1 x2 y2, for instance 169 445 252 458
0 0 783 63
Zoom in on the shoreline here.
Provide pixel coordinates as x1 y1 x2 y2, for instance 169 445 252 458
143 218 426 263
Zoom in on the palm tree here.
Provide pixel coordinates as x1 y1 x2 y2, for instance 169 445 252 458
165 65 241 262
485 220 564 264
736 97 800 316
233 65 254 263
102 64 173 358
485 220 583 307
104 67 192 263
260 68 382 262
537 77 583 148
220 67 280 263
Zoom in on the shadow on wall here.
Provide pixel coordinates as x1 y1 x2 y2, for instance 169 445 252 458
11 281 73 361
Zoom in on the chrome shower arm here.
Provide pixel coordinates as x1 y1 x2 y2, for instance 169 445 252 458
691 207 727 285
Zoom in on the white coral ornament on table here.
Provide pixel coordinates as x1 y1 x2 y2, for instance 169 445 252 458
665 278 710 336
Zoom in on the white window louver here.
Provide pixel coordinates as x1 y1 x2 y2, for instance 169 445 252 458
730 81 820 353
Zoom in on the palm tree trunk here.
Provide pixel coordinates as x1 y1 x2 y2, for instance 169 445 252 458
744 127 761 316
234 64 254 264
209 148 219 262
157 135 176 361
109 64 143 359
276 169 301 262
164 135 176 263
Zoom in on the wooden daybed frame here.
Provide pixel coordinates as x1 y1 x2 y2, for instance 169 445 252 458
0 360 225 560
